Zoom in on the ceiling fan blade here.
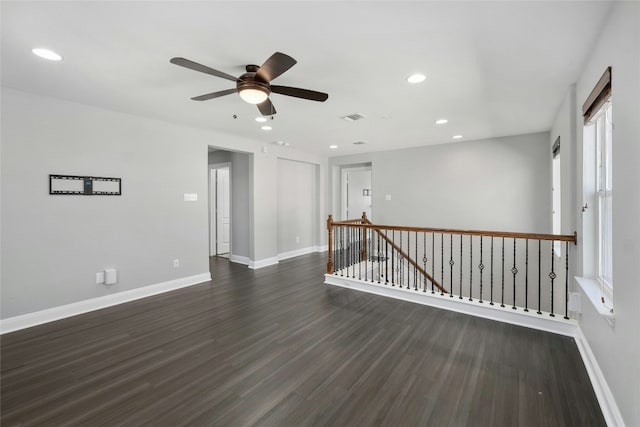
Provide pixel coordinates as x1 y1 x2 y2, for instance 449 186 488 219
256 52 297 82
190 88 237 101
170 57 239 82
257 98 277 116
271 85 329 102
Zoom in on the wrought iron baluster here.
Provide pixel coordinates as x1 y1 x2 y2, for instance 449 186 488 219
358 226 362 280
415 231 418 291
449 234 454 297
423 232 427 292
339 227 344 276
353 227 357 278
346 227 349 276
549 240 556 317
469 236 473 301
501 237 505 308
524 239 529 312
333 226 338 274
433 232 437 293
564 241 570 319
405 231 409 289
399 231 403 287
385 230 388 284
479 236 484 303
537 240 542 315
490 237 494 305
364 228 368 282
351 226 355 278
391 230 395 286
459 235 463 299
512 238 518 310
373 228 377 283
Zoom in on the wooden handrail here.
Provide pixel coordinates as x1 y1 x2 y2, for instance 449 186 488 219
331 220 577 244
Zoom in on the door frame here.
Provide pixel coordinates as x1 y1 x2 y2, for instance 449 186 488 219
209 162 232 256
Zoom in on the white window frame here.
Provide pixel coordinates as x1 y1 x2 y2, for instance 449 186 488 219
585 98 613 298
593 101 613 291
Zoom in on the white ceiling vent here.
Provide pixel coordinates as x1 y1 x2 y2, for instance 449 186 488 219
341 113 367 122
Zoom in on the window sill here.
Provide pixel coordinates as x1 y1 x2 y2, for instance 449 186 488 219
574 276 615 326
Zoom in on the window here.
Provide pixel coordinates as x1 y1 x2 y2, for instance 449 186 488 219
594 102 613 288
580 67 613 307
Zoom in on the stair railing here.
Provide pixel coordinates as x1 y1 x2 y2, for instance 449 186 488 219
326 213 577 319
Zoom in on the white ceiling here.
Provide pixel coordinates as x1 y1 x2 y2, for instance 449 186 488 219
1 1 613 156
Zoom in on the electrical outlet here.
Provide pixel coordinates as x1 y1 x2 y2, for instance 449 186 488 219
173 259 179 268
296 235 300 244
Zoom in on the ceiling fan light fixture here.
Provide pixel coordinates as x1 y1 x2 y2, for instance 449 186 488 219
239 87 269 104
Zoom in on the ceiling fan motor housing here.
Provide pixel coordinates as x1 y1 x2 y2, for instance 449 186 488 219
237 66 270 96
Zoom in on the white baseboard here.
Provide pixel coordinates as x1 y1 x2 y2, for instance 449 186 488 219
277 245 327 261
325 274 577 337
229 254 250 266
0 272 211 335
249 257 279 269
231 247 327 270
575 326 625 427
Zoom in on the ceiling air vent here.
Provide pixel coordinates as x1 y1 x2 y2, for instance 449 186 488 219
353 141 366 145
341 113 367 122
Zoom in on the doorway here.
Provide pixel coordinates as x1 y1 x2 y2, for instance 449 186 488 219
341 165 372 220
209 163 231 257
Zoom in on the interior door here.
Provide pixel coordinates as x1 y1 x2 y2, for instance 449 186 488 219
216 167 231 254
342 166 372 220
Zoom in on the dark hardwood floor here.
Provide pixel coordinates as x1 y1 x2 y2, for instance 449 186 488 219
1 253 605 426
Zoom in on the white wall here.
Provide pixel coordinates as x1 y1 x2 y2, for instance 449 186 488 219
277 158 318 254
330 132 551 233
571 2 640 425
1 88 329 320
1 89 209 318
550 85 577 238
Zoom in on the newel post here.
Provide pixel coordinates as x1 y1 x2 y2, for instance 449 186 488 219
361 211 368 261
327 214 334 274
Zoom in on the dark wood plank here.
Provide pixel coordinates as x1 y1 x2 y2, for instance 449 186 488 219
0 253 605 426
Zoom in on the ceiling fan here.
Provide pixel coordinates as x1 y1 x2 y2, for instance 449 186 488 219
170 52 328 116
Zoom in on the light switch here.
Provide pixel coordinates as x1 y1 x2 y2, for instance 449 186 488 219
385 194 392 201
183 193 198 201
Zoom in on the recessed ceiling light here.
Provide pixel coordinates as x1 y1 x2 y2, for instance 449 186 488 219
261 125 272 131
452 135 463 139
407 73 426 84
329 145 338 149
255 117 268 123
32 48 62 61
435 119 449 125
